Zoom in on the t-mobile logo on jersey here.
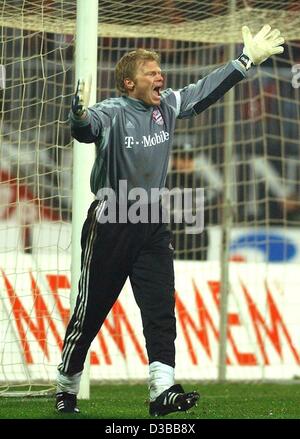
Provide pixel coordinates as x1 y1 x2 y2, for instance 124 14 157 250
125 130 170 148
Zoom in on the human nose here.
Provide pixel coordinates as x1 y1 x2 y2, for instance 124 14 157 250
156 72 164 83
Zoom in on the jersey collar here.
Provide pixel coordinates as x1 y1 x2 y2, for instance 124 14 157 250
123 96 153 112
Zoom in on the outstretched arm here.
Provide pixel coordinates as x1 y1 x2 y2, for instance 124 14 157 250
170 25 285 119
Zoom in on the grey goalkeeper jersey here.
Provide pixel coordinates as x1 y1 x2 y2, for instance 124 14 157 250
70 60 246 198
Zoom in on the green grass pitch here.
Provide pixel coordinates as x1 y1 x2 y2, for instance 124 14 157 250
1 382 300 419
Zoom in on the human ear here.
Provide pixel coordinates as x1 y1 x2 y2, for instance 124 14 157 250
124 78 135 91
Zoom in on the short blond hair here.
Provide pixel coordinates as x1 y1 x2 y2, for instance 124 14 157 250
115 49 160 94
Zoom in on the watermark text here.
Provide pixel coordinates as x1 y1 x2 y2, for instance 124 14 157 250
96 181 204 234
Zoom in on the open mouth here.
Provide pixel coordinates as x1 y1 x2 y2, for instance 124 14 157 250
153 86 161 98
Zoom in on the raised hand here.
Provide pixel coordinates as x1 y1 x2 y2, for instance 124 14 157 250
71 76 91 117
242 24 285 66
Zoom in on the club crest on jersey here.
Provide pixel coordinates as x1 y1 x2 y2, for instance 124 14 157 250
152 109 164 125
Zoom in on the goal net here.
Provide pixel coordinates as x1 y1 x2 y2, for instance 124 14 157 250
1 0 300 396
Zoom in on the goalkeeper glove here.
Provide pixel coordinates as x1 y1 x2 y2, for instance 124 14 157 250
239 24 284 70
71 76 91 117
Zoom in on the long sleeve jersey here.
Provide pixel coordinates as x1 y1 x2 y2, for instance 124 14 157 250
70 60 246 199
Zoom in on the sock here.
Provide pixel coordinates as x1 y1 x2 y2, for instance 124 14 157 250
149 361 175 402
56 370 82 395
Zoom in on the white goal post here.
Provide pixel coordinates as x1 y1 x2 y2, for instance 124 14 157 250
70 0 98 401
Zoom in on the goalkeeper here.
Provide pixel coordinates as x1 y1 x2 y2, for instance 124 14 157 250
56 25 284 416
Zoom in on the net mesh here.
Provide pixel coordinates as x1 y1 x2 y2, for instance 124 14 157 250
1 0 300 395
1 1 300 41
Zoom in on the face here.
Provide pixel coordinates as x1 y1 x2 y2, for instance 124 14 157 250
125 60 164 106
